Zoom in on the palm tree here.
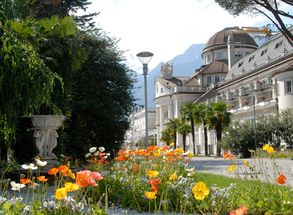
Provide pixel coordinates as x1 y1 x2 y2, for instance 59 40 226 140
181 103 196 154
193 103 209 156
166 118 181 149
160 128 173 146
206 101 232 156
178 120 191 152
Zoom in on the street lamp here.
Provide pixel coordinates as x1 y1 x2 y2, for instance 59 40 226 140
252 95 257 150
137 51 153 147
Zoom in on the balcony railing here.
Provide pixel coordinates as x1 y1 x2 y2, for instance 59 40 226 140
171 86 205 93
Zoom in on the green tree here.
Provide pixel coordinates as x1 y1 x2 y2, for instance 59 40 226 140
215 0 293 46
220 121 254 158
206 101 232 156
178 120 191 152
166 118 181 149
66 32 135 158
181 103 196 154
28 0 97 30
193 103 209 156
278 109 293 147
160 128 173 146
0 20 58 160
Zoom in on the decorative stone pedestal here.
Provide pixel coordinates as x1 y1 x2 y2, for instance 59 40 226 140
30 115 65 172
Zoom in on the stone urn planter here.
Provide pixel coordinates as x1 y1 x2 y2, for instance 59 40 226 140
30 115 66 171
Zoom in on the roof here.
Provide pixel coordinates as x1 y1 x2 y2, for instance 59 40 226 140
226 26 293 80
196 59 228 75
156 76 190 88
205 27 258 49
194 87 218 103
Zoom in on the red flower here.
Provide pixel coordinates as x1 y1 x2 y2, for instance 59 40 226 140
276 173 286 185
149 178 161 193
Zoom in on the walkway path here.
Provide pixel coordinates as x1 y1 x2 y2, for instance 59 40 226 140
189 156 293 186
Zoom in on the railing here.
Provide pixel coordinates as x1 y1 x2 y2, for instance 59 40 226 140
171 86 205 93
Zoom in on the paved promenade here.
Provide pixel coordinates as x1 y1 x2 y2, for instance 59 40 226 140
189 156 293 186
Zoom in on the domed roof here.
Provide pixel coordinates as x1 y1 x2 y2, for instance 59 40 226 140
206 27 257 48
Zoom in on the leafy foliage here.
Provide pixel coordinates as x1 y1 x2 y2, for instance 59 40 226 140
215 0 293 45
65 32 135 159
0 21 57 150
221 109 293 157
206 101 232 156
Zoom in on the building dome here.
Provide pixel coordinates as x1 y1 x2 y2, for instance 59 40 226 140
205 27 257 49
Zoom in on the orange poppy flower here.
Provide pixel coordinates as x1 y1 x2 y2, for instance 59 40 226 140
276 173 286 185
20 178 31 185
161 146 170 151
133 163 139 173
224 151 235 160
75 170 103 188
230 206 248 215
37 176 48 182
149 178 161 193
48 167 59 175
59 165 69 176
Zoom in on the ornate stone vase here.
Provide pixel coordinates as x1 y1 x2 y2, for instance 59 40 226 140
30 115 65 170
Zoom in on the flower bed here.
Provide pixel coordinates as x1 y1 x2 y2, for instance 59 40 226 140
0 145 292 214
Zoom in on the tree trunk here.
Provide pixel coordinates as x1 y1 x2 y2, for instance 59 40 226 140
216 124 222 156
174 131 177 149
191 118 195 155
183 133 186 152
0 141 8 161
204 122 208 156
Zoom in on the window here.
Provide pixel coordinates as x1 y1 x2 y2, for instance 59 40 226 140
286 81 292 93
248 55 255 62
238 62 243 67
235 51 242 58
216 52 223 59
261 49 267 56
160 88 164 93
207 54 212 63
215 76 220 83
275 41 283 49
207 76 211 84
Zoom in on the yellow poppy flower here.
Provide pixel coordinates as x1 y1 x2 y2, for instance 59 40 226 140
144 191 157 200
169 173 178 181
262 144 270 151
174 148 184 155
243 160 250 167
192 181 209 201
64 182 79 192
147 170 159 178
55 187 67 200
266 146 275 154
228 164 237 173
68 169 75 179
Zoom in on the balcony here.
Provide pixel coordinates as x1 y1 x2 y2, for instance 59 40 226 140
171 86 205 93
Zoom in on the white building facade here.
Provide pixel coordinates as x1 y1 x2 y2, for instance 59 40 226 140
154 26 293 155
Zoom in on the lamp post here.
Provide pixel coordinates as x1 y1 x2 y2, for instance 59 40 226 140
137 51 153 147
252 96 257 150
